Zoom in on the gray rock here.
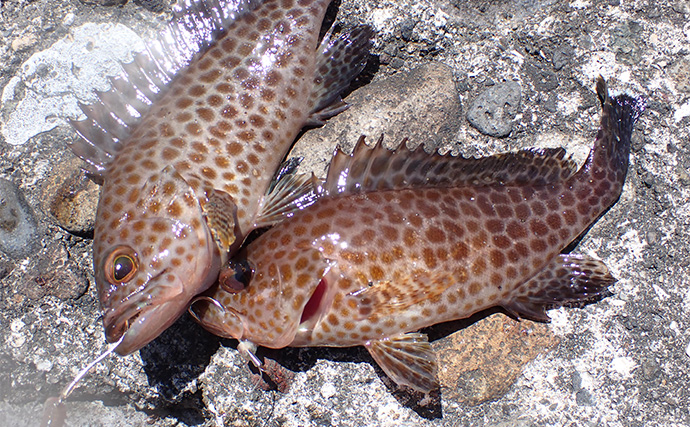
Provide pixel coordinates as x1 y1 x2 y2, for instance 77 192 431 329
543 95 557 113
0 179 39 258
672 1 690 14
668 55 690 93
525 62 559 91
79 0 128 5
575 388 592 406
551 43 573 71
610 21 644 65
291 62 463 176
466 82 521 138
2 0 690 426
133 0 172 12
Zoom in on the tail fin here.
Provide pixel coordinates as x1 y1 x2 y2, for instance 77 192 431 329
502 254 615 322
567 77 645 221
589 77 646 184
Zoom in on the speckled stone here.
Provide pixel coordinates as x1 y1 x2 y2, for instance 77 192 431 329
40 156 100 237
433 315 559 405
292 62 463 175
466 82 521 138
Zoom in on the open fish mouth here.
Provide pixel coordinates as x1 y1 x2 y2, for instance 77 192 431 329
188 295 245 340
103 276 186 355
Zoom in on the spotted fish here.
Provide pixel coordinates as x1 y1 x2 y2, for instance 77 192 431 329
190 78 645 392
68 0 372 355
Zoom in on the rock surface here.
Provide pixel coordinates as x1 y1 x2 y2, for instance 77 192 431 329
466 81 521 137
1 0 690 426
293 62 463 176
0 178 39 258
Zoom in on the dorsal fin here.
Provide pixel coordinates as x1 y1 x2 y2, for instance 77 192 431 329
306 25 374 125
68 0 262 180
324 135 579 195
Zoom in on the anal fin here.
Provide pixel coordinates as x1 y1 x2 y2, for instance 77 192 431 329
365 332 439 393
306 25 374 126
502 254 616 322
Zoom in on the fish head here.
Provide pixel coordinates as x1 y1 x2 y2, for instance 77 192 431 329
94 167 222 355
191 227 333 349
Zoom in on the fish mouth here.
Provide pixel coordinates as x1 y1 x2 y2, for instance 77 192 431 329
103 274 186 355
188 295 245 340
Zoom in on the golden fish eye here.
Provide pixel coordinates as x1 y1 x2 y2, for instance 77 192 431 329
105 247 138 284
113 255 135 282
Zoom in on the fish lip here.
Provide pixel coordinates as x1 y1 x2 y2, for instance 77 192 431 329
102 274 186 355
188 295 245 340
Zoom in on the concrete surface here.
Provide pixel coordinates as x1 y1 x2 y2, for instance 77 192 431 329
1 0 689 426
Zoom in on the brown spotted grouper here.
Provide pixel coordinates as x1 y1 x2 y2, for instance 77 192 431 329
190 78 645 392
68 0 372 355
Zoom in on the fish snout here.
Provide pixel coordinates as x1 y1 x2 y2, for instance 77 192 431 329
102 274 186 355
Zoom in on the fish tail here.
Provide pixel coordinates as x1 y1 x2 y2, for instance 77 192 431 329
577 77 646 196
596 77 645 177
565 77 645 223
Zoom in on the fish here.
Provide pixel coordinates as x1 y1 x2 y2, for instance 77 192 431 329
67 0 373 355
189 78 645 392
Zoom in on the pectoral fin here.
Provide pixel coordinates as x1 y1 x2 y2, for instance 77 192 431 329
204 190 238 251
503 254 615 322
254 161 323 229
350 271 455 320
365 332 439 393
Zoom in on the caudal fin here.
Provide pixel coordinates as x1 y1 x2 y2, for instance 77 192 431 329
586 77 646 188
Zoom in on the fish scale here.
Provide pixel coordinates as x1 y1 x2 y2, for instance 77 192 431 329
67 0 373 355
99 0 326 241
192 78 645 392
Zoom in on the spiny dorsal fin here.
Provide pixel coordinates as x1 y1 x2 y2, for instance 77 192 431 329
68 0 262 180
306 25 374 126
324 135 579 196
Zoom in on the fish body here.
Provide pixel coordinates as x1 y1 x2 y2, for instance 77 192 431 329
69 0 372 354
192 78 645 391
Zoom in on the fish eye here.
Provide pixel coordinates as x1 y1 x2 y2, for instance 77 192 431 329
220 259 254 293
105 247 138 284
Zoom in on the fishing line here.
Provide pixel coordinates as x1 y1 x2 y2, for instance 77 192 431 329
41 333 126 427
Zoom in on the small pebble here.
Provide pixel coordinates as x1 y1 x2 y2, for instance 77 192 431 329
41 158 99 237
11 33 38 51
466 81 521 138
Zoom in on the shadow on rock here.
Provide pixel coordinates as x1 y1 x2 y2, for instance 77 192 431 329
241 308 501 420
139 314 220 424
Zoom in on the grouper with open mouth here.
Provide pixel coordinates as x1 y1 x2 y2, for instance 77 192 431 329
191 78 645 392
68 0 372 355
